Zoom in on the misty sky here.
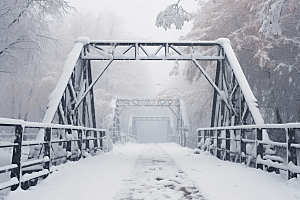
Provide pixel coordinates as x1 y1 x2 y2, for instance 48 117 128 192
68 0 198 40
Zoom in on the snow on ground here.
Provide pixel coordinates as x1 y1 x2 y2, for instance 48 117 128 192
160 143 300 200
113 144 203 200
4 143 144 200
3 143 300 200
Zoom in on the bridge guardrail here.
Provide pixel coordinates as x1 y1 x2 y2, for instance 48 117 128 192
0 118 106 191
168 134 184 146
197 123 300 180
113 134 138 144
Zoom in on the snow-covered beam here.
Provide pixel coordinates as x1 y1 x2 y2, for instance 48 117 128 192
81 40 222 61
115 99 181 107
42 41 83 124
217 38 265 125
132 116 171 121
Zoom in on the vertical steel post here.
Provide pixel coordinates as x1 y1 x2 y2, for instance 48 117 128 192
82 60 87 127
287 128 297 179
210 60 221 128
197 130 201 145
241 129 246 164
86 130 90 150
240 93 247 164
217 130 221 159
203 130 207 150
226 129 230 161
43 127 51 171
78 129 82 159
94 131 98 151
100 131 103 149
87 60 97 129
256 128 264 170
11 125 23 191
66 129 72 160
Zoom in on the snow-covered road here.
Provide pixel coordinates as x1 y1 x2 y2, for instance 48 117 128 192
114 144 203 199
3 143 300 200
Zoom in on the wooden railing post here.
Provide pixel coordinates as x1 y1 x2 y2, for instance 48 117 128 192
43 127 51 172
256 128 264 170
287 128 297 179
11 125 23 191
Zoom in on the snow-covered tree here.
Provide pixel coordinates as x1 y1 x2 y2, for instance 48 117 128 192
0 0 71 120
0 0 71 68
180 0 300 126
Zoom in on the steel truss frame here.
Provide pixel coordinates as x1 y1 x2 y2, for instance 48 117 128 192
42 38 263 149
82 40 222 61
111 99 186 146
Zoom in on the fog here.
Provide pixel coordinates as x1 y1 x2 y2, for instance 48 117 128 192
118 106 177 143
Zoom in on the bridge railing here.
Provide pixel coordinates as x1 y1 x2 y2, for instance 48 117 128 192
0 118 106 191
168 133 185 146
197 123 300 180
112 134 138 144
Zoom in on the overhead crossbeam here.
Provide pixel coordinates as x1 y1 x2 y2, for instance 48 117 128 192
115 99 180 107
82 41 223 61
132 116 171 121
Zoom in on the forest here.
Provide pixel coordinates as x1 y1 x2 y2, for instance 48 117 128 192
0 0 299 147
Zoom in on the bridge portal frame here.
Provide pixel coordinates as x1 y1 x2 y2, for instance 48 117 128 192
111 99 187 146
40 37 265 150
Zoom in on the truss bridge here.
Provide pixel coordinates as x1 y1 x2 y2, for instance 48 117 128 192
0 37 299 195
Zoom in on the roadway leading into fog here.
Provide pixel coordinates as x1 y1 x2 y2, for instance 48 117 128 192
3 143 300 200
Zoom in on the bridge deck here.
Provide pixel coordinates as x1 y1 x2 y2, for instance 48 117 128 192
4 143 299 200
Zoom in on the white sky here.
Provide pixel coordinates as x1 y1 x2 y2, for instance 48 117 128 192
67 0 198 41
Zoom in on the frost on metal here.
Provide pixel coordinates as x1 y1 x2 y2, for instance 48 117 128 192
156 3 192 30
42 42 83 124
216 38 270 141
75 36 90 45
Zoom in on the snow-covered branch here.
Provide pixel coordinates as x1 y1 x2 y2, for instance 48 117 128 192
155 1 193 30
259 0 287 37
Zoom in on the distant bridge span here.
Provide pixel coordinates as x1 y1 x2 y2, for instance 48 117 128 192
110 99 188 146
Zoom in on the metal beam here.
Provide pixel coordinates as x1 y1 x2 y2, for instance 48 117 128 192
132 116 170 121
82 41 222 61
116 99 180 107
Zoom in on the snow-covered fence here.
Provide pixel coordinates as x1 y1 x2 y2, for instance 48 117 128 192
197 123 300 180
0 118 106 191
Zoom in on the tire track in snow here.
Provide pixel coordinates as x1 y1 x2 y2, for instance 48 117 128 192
113 144 204 200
